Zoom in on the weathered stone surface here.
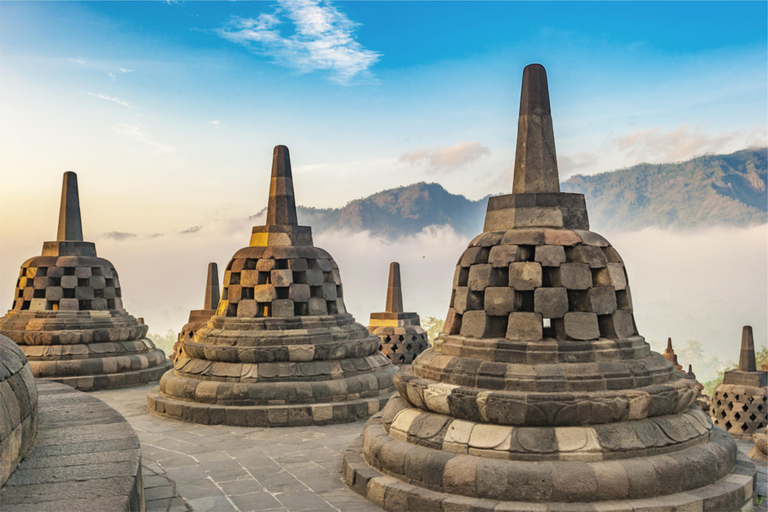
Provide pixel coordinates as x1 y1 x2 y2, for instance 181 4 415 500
150 146 397 426
0 172 172 391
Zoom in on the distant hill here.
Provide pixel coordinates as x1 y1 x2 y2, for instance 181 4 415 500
292 148 767 238
561 148 767 231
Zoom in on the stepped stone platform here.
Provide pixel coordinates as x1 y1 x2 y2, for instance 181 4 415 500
0 172 172 391
344 64 758 511
148 146 397 427
711 326 767 440
368 262 429 365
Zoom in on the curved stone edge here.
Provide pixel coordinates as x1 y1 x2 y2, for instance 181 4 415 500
1 380 144 511
147 386 394 427
0 337 38 486
343 435 758 512
41 358 172 391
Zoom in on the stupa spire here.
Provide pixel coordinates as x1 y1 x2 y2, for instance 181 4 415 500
266 145 298 226
385 262 404 313
56 172 84 241
739 325 757 372
512 64 560 194
203 263 220 311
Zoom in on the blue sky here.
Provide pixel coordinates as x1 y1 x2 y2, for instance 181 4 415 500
1 2 766 363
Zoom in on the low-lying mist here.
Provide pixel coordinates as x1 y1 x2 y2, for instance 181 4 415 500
1 219 765 383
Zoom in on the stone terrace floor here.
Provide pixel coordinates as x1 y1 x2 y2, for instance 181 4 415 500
94 384 767 512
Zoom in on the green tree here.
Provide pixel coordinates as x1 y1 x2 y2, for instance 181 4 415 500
421 316 444 346
681 339 704 363
148 329 177 356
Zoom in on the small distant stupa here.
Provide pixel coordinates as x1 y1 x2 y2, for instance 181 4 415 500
711 325 767 439
662 337 684 372
172 262 220 362
367 262 429 364
0 172 172 390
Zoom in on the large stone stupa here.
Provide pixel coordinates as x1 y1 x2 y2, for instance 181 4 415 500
148 146 398 427
343 64 757 511
0 172 171 391
367 262 429 365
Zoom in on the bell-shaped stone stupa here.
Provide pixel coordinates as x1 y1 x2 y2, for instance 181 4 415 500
148 146 398 426
367 262 429 365
663 337 684 372
711 326 767 440
0 173 172 390
172 262 220 362
343 64 757 511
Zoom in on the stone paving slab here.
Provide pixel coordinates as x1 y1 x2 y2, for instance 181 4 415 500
94 384 385 512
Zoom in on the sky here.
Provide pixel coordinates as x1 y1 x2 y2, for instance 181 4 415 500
1 1 767 378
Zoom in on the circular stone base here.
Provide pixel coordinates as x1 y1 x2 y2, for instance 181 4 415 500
147 387 395 427
43 358 172 391
343 423 758 512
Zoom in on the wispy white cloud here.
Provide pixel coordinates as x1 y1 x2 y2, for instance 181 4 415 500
611 124 767 163
118 67 133 74
400 141 490 175
217 0 380 84
113 123 174 153
107 72 116 80
210 120 221 126
87 92 134 108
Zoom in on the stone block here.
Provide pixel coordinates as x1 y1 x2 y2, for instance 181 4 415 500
75 266 92 278
587 287 616 315
461 311 505 338
567 246 607 268
253 285 277 302
272 299 294 317
607 263 627 290
506 312 543 341
563 312 600 340
534 287 568 318
29 298 48 311
488 245 519 267
227 285 243 302
306 269 324 286
453 287 483 314
452 266 469 287
322 282 337 300
460 247 489 267
59 298 79 311
23 287 34 300
91 298 108 310
308 298 327 315
598 311 635 339
61 275 77 288
75 287 94 300
271 269 293 287
468 264 505 291
443 308 462 335
240 270 260 287
89 275 106 288
289 284 311 302
33 276 51 289
45 287 63 301
553 263 591 290
484 287 516 316
508 262 542 290
256 259 274 271
288 258 308 271
237 300 258 317
603 246 623 263
535 245 566 267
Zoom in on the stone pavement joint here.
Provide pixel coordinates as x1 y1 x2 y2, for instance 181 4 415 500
93 384 384 512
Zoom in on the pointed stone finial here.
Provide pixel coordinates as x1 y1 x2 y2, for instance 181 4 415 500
738 325 757 372
512 64 560 194
385 262 404 313
667 338 673 351
688 365 694 376
203 263 220 310
57 172 84 241
266 145 298 226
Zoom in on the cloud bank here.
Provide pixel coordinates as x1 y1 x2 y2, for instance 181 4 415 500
400 141 490 175
217 0 380 83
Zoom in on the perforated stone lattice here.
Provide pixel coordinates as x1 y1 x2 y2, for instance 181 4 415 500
12 259 122 312
445 228 636 341
711 384 767 439
222 255 344 318
375 329 429 365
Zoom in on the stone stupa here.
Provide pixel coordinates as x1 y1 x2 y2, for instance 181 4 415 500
663 337 684 372
711 325 767 440
367 262 429 365
172 262 220 362
343 64 757 511
0 172 171 390
148 146 398 427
